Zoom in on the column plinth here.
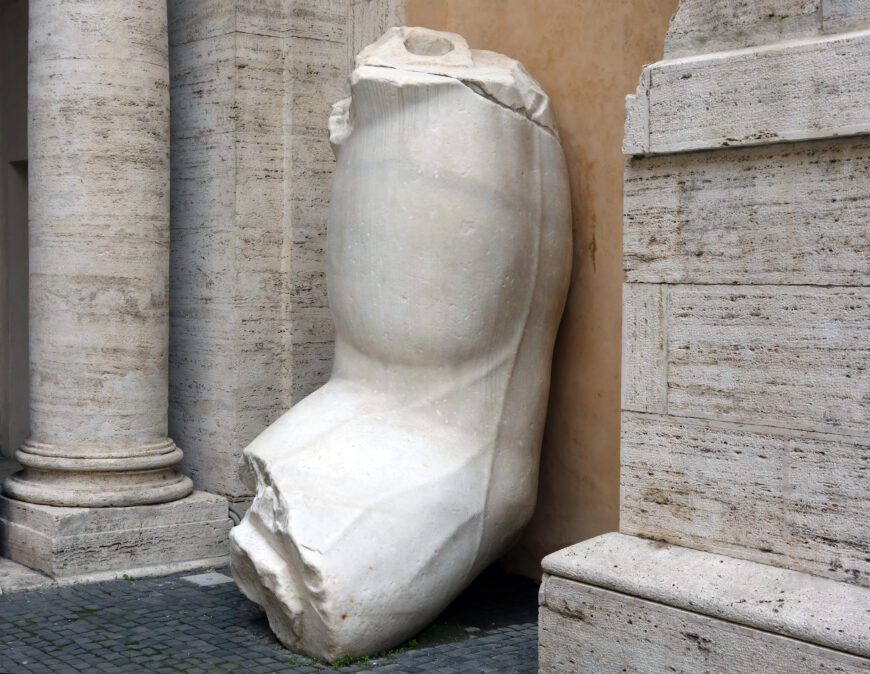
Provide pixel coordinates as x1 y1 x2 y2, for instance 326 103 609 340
5 440 191 507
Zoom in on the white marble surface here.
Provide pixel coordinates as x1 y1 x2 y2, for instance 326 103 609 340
230 27 572 662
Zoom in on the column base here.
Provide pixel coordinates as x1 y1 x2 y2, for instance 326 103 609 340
539 533 870 673
0 491 231 578
4 439 193 507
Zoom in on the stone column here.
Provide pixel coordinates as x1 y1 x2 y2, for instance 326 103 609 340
2 0 191 507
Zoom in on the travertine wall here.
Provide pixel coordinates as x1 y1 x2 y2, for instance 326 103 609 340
621 0 870 587
663 0 870 57
404 0 679 577
167 1 402 507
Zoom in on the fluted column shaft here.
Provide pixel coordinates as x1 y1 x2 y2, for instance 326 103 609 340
3 0 192 506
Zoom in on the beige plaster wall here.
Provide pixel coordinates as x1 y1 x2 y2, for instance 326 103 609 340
404 0 678 578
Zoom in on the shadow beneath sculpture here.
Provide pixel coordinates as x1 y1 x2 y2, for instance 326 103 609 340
246 563 539 665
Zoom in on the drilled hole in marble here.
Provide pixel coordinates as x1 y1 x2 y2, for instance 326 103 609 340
403 33 454 57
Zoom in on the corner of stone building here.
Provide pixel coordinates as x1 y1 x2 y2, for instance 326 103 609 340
539 1 870 670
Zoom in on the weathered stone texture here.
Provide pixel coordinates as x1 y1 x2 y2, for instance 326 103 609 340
542 2 870 670
348 0 405 70
169 11 288 500
663 0 870 57
540 583 870 673
664 0 821 58
625 30 870 155
622 413 870 587
28 0 172 448
0 492 230 578
624 137 870 286
4 0 194 512
619 282 869 588
823 0 870 31
539 535 870 671
621 284 666 414
542 533 870 655
667 285 868 434
167 0 404 501
620 283 870 437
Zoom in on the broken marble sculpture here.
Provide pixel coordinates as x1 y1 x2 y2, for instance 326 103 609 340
230 26 572 662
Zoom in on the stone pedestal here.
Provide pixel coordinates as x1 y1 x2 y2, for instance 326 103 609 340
0 492 230 578
539 1 870 671
1 0 229 575
540 534 870 672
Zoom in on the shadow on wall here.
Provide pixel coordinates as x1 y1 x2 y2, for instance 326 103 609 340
1 0 29 463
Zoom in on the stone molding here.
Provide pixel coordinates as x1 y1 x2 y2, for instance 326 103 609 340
540 575 869 672
625 28 870 155
5 440 192 508
542 533 870 659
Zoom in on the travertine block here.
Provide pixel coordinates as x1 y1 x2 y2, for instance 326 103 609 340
585 4 870 673
168 0 236 45
667 285 869 434
168 0 404 503
168 0 349 43
664 0 820 58
540 534 870 665
0 492 231 577
540 586 869 673
625 29 870 155
0 557 54 594
823 0 870 32
621 285 667 414
168 35 237 139
238 0 346 40
624 137 870 285
348 0 405 70
167 2 352 502
621 412 870 586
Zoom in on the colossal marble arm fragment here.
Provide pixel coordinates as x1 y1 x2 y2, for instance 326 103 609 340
230 26 572 662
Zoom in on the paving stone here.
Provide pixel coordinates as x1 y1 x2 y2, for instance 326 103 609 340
0 565 537 672
180 572 235 587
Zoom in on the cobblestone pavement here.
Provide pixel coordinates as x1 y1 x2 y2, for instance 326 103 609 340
0 565 538 673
